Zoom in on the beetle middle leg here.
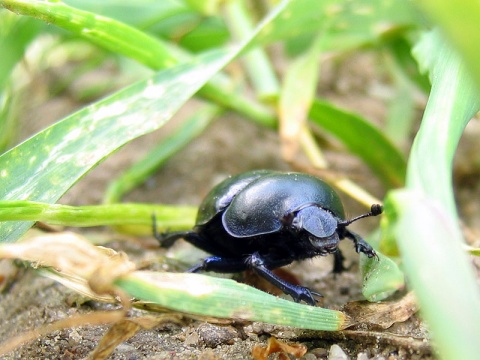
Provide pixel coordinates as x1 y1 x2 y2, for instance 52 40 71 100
246 252 321 306
188 256 248 273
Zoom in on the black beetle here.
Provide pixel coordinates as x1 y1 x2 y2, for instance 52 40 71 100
156 170 382 305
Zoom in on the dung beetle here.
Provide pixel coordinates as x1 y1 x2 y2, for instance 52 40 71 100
156 170 382 306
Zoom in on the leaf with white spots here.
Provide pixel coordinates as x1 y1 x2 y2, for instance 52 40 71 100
0 1 292 243
0 50 227 242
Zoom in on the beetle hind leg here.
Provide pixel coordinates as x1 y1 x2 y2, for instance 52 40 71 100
153 214 224 253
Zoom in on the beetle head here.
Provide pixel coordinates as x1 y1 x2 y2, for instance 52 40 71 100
289 206 340 254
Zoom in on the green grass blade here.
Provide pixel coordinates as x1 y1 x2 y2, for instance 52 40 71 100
408 29 480 216
104 104 221 204
63 1 190 29
116 271 350 331
0 201 195 234
0 0 177 70
279 35 323 160
0 231 349 331
224 0 279 98
0 13 43 89
0 14 43 151
309 100 406 188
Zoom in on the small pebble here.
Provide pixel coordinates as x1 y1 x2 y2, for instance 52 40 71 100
328 344 349 360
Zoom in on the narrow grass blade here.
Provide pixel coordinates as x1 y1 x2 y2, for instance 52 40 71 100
104 104 221 204
0 201 196 234
0 14 43 89
0 14 43 151
279 35 323 161
224 0 279 98
117 271 350 331
309 100 406 188
0 0 177 70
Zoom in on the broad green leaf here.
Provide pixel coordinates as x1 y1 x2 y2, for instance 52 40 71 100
408 29 480 217
0 50 228 243
384 29 480 360
309 100 406 188
385 190 480 360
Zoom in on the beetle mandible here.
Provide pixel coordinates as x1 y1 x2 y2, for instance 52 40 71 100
156 170 382 306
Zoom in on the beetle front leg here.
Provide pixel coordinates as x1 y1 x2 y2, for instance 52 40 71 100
246 252 321 306
344 230 378 259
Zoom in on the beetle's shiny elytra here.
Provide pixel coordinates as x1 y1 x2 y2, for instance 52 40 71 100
157 170 382 306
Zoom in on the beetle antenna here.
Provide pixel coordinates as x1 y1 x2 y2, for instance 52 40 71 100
338 204 383 227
